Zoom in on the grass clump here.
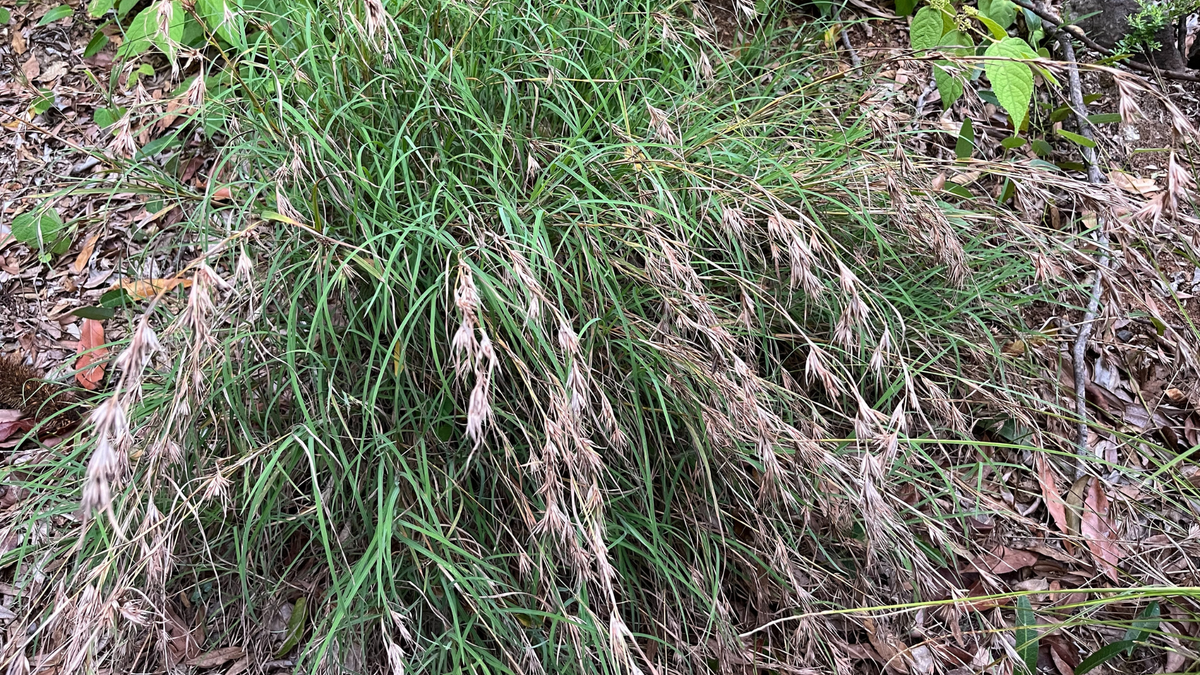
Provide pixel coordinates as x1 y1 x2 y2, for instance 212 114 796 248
4 0 1198 673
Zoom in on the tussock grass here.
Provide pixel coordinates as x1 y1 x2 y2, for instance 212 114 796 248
3 0 1198 673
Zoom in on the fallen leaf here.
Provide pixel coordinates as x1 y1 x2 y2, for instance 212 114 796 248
226 656 251 675
72 232 100 274
973 545 1038 574
211 186 233 202
36 61 68 83
185 646 244 668
112 277 192 300
75 319 109 390
1080 478 1124 582
1107 171 1159 196
1035 454 1069 534
21 55 39 81
0 411 33 443
12 29 26 55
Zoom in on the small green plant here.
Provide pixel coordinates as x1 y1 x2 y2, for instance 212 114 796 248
910 0 1049 128
1114 0 1199 55
10 205 71 259
84 0 246 65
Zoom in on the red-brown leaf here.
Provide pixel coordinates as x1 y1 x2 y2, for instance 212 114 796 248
974 545 1038 574
0 410 33 443
1035 454 1069 533
75 318 109 390
1081 478 1124 582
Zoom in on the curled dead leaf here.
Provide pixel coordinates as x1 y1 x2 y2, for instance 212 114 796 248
185 646 245 668
112 277 192 300
211 186 233 203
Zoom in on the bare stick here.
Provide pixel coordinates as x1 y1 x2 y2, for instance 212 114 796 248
1058 33 1110 470
837 14 862 69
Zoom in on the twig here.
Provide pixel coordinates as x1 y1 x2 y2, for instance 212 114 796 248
1059 32 1110 472
1009 0 1200 83
839 17 862 69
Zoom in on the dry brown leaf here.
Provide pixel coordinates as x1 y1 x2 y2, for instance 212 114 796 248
113 277 192 300
21 55 39 81
1080 478 1124 582
75 319 108 390
1108 171 1159 196
185 646 244 668
0 410 33 444
36 61 68 83
12 29 26 55
1035 454 1069 534
225 656 251 675
73 233 100 274
211 186 233 202
974 545 1038 574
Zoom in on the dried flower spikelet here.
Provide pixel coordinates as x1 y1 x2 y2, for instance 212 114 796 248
184 68 206 108
734 0 757 20
1168 152 1195 202
868 328 891 377
805 342 842 398
526 152 542 182
853 394 885 440
155 0 179 65
108 113 137 158
608 612 634 673
363 0 391 45
82 399 130 513
384 635 406 675
646 104 679 144
1113 76 1143 125
699 50 714 82
721 205 750 239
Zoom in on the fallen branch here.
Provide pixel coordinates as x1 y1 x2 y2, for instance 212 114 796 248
1009 0 1200 83
1058 32 1110 471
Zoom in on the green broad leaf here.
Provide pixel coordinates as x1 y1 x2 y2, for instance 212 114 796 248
910 7 946 51
935 64 964 108
198 0 246 46
979 0 1018 28
71 306 117 320
135 132 181 160
1000 135 1026 149
1015 596 1039 675
275 596 307 657
1088 113 1123 124
1050 104 1071 123
977 88 1001 106
955 118 975 159
1056 160 1086 171
38 5 74 25
11 208 64 248
117 0 139 18
93 106 126 128
83 28 110 57
0 7 10 24
1083 93 1102 104
1122 602 1160 653
88 0 114 17
1056 128 1096 147
1030 138 1053 157
976 14 1009 39
99 288 132 307
1030 158 1060 172
895 0 917 16
944 182 975 199
30 90 55 115
984 37 1036 128
119 1 185 61
1076 641 1136 675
